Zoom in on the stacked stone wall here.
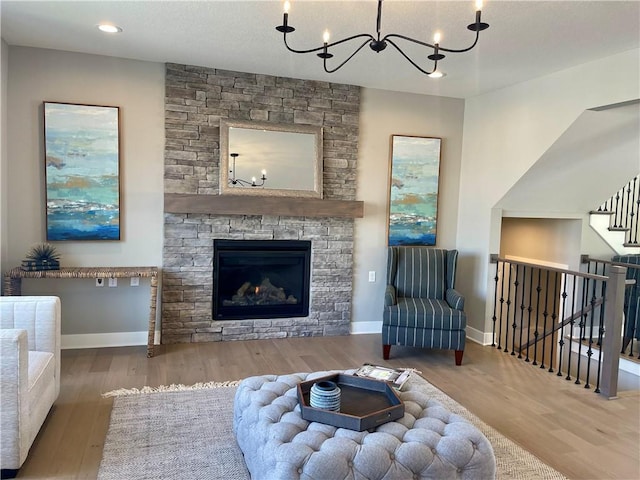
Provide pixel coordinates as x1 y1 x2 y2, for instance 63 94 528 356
162 64 360 343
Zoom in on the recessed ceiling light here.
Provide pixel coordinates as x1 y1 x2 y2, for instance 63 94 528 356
97 24 122 34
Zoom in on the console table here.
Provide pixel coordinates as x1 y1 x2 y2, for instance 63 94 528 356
3 266 160 357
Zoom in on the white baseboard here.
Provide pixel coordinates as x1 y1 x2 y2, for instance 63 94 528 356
62 331 160 349
350 321 495 346
350 321 382 334
465 326 494 346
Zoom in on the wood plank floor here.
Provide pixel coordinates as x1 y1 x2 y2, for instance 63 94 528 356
16 335 640 479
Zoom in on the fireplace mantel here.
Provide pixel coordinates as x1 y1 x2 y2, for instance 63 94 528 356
165 193 364 218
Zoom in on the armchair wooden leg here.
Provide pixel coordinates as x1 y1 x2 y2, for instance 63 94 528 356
455 350 464 366
383 344 391 360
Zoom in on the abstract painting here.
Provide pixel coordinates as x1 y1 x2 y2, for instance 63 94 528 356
388 135 442 246
44 102 120 241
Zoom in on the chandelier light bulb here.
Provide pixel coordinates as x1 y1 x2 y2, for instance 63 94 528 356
261 169 267 176
433 32 441 44
323 30 330 44
284 1 290 14
476 0 483 11
428 70 445 79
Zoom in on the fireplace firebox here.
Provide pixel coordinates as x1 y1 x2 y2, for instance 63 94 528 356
213 240 311 320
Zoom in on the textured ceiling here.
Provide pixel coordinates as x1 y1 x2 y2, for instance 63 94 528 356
2 1 639 98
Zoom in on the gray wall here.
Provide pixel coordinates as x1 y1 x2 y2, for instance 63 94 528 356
4 47 164 344
353 89 465 332
4 44 638 347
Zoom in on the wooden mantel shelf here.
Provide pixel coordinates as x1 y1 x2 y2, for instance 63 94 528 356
165 194 364 218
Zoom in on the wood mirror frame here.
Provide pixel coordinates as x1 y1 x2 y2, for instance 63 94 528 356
219 119 323 198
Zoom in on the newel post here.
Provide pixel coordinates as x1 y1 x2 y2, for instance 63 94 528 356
600 265 626 399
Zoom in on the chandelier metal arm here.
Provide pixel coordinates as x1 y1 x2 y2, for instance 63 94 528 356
283 31 375 55
383 30 481 54
322 39 374 74
385 38 438 76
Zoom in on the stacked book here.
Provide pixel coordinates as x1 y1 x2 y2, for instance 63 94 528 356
20 259 60 271
353 364 414 391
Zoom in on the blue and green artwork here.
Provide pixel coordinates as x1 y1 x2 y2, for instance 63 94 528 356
44 102 120 241
388 136 441 246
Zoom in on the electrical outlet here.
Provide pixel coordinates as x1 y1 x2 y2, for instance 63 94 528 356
108 278 117 287
130 277 140 287
368 271 376 282
96 278 104 287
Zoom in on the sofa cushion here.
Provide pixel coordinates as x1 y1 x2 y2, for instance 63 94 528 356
384 298 466 330
28 351 55 412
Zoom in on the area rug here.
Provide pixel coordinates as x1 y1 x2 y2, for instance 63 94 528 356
98 375 566 480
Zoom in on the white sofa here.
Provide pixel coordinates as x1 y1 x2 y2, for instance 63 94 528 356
0 296 61 477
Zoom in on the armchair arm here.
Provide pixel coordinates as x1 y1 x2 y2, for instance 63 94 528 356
0 329 29 466
446 288 465 311
385 285 397 306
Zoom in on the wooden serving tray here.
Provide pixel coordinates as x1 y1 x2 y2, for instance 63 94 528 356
297 373 404 431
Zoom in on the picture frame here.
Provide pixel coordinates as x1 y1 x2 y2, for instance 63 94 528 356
44 102 121 241
387 135 442 246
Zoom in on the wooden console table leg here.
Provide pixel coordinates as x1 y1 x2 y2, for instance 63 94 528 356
3 276 22 296
147 274 159 358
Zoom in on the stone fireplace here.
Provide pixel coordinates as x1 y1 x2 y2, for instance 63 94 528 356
162 64 361 343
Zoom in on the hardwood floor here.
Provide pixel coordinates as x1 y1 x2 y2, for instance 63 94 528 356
16 335 640 479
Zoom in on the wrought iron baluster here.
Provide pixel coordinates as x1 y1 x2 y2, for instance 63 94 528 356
539 269 551 369
532 269 542 366
497 261 507 350
548 271 559 373
575 276 589 385
511 265 521 355
566 275 578 381
584 278 597 389
526 267 534 362
491 260 500 347
613 190 621 228
505 263 514 353
518 265 528 359
557 273 569 377
624 182 632 242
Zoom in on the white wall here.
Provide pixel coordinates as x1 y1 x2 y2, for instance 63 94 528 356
5 47 164 343
1 40 8 277
458 49 640 334
352 88 465 332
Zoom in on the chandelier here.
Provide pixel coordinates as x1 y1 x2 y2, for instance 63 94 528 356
228 153 267 187
276 0 489 77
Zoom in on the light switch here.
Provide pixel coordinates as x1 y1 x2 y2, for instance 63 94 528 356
108 278 117 287
368 271 376 282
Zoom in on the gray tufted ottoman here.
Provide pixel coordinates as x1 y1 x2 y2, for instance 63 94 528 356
233 370 496 480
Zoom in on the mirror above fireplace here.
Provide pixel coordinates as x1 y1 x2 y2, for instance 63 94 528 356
219 119 323 198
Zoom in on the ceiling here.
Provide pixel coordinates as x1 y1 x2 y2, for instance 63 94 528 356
2 1 639 99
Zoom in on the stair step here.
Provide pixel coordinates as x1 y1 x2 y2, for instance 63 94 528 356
590 210 613 215
623 242 640 248
609 227 630 232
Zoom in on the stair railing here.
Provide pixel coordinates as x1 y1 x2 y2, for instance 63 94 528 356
584 256 640 359
595 175 640 247
491 256 626 398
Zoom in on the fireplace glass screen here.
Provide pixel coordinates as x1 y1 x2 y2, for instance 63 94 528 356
213 240 311 320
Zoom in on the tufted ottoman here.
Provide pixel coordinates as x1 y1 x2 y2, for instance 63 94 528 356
233 370 496 480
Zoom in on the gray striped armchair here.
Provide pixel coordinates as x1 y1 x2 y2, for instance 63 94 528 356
382 247 467 365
